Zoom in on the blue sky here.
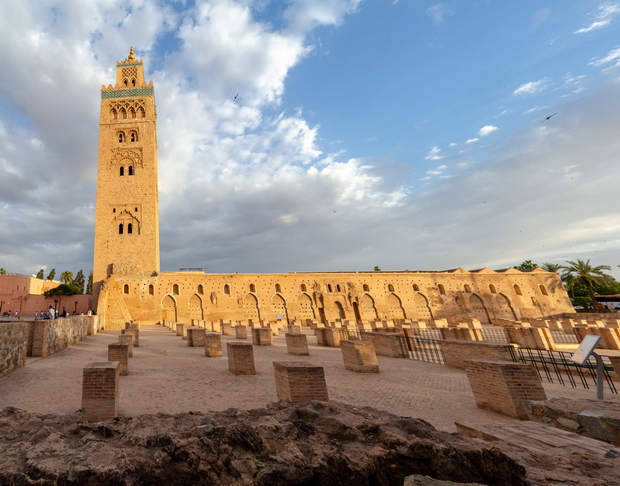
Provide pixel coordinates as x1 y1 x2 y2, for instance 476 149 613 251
1 0 620 278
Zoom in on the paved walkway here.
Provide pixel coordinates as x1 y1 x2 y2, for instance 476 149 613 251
0 325 617 432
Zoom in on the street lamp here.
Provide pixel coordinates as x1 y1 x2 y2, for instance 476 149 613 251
74 301 78 314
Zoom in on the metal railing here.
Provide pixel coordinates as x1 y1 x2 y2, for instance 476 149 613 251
405 337 445 364
509 346 617 394
548 329 579 344
479 328 510 343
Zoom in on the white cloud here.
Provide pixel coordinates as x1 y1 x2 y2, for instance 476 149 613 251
522 105 549 115
426 3 454 25
477 125 498 137
513 78 549 96
589 46 620 67
575 2 620 33
464 138 479 144
284 0 363 33
424 146 443 160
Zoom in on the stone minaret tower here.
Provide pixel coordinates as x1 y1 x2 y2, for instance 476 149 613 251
92 48 160 305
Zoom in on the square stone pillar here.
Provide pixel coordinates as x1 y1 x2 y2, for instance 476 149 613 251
506 327 554 350
108 343 129 376
315 328 326 346
221 323 232 336
227 342 255 375
81 362 119 422
465 359 547 420
204 333 223 357
266 323 280 336
609 356 620 382
118 334 133 356
286 333 309 356
235 325 248 339
341 340 379 373
187 327 206 347
323 328 343 347
287 325 302 334
211 321 221 333
121 328 139 347
273 362 329 402
176 323 185 337
252 327 272 346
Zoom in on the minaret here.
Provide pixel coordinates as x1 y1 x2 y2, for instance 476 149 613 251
92 48 160 306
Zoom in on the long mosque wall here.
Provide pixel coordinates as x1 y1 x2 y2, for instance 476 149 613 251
99 267 573 328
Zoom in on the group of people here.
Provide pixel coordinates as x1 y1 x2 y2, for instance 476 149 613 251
36 307 81 319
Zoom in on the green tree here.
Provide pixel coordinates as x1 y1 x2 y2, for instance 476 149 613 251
44 284 82 297
374 266 381 272
516 260 538 271
86 272 93 295
36 268 44 279
562 259 613 308
0 268 6 275
541 262 563 273
60 270 74 284
73 270 85 293
47 268 56 281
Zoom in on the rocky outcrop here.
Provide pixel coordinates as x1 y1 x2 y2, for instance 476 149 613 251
0 401 527 486
526 398 620 445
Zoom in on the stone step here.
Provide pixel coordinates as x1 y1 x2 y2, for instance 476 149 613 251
455 420 615 457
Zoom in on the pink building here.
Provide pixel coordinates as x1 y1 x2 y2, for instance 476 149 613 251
0 274 93 318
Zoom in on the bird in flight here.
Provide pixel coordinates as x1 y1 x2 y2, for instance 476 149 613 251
541 112 557 123
233 94 238 101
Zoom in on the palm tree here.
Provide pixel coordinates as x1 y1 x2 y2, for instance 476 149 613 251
541 262 563 273
60 271 74 284
0 268 6 275
561 259 612 308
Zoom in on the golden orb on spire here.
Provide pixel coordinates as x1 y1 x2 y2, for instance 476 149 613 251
128 47 135 60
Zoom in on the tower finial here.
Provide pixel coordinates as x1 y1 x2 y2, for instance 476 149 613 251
128 47 135 61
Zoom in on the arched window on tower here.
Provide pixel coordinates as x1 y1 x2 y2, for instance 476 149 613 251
173 284 179 295
121 108 127 119
129 107 136 118
120 166 124 176
363 284 370 292
131 79 136 87
224 284 231 295
388 284 395 292
130 131 137 142
438 284 446 295
489 284 497 294
148 284 154 295
198 284 204 294
138 107 145 118
123 284 129 294
514 284 522 296
250 284 256 292
111 108 118 120
275 283 282 293
300 284 307 292
118 132 125 143
119 223 123 234
127 223 133 234
412 284 419 292
123 79 128 87
128 166 133 176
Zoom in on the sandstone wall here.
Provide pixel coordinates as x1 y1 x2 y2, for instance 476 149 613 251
0 321 28 377
30 316 94 358
108 268 573 326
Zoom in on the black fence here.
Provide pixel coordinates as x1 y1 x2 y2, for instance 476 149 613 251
509 346 618 394
405 337 445 364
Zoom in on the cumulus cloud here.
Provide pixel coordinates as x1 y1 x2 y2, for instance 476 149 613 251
513 78 549 96
575 2 620 33
464 138 479 144
477 125 498 137
2 0 620 280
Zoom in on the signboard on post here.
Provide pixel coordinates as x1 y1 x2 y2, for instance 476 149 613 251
570 334 602 365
